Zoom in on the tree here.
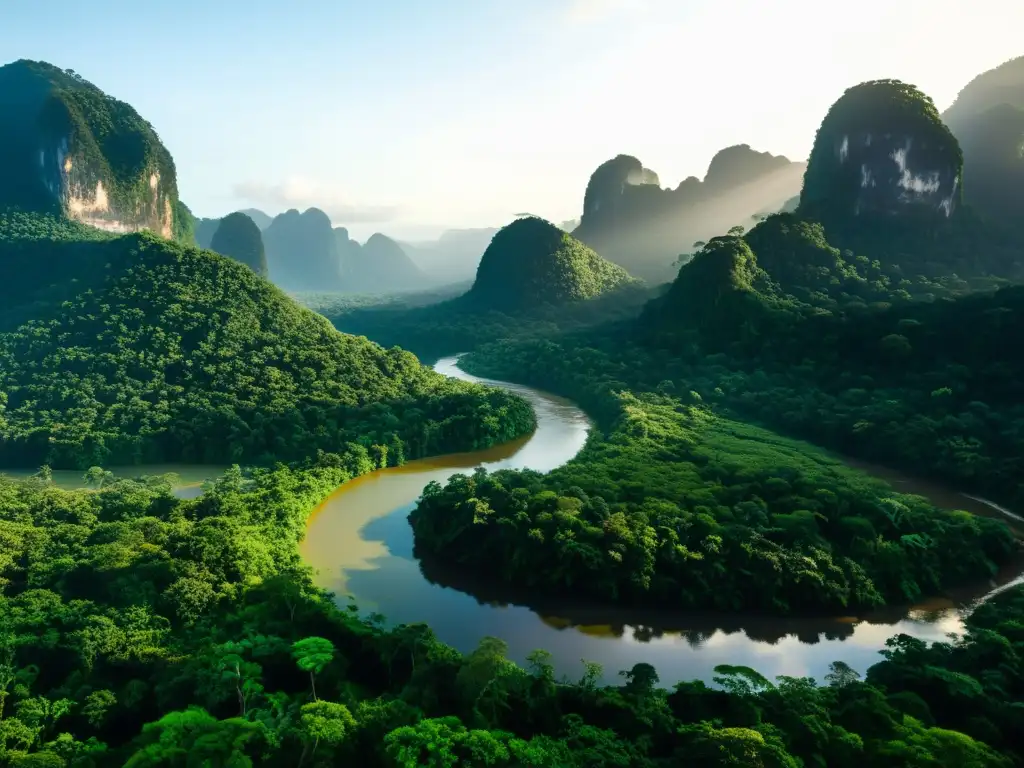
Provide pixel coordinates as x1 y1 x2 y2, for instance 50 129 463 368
291 637 335 702
619 662 660 697
123 708 268 767
297 701 355 764
825 661 862 688
82 466 113 489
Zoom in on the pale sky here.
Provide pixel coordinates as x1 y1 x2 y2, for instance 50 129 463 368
4 0 1022 240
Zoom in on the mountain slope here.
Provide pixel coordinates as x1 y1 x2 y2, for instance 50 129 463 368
800 79 961 222
262 207 341 291
0 220 534 467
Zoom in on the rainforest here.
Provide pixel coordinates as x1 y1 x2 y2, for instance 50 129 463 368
2 27 1024 768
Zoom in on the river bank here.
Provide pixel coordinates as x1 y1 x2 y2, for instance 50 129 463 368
302 355 1022 686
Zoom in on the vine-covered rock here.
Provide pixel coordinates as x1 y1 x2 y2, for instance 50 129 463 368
0 59 179 236
800 79 962 221
468 216 639 310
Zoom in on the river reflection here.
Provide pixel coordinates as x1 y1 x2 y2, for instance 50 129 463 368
301 356 1022 686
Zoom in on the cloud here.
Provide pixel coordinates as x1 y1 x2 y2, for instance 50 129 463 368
562 0 647 24
232 177 401 224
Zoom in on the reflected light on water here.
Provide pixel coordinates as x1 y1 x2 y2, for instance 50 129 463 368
301 356 1020 686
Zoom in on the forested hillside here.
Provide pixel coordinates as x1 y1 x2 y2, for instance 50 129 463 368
326 217 650 362
0 215 535 469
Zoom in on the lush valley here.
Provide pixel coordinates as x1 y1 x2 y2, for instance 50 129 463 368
3 45 1024 768
327 216 652 362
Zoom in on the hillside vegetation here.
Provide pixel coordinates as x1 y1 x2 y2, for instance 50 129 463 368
0 216 535 468
468 217 638 311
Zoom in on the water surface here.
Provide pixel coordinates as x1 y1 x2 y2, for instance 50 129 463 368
0 464 228 499
302 357 1021 686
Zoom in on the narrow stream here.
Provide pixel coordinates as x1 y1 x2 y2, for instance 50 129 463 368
301 356 1021 686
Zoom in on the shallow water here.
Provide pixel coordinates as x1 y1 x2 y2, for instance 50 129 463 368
0 463 228 498
302 357 1021 686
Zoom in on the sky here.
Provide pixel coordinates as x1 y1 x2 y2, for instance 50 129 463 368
4 0 1023 240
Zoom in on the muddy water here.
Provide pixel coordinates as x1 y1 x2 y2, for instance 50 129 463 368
302 357 1020 686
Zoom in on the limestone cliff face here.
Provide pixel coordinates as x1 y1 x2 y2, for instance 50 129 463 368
573 145 804 282
0 59 179 237
800 80 962 221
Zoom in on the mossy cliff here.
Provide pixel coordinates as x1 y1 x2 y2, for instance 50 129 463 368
800 79 962 221
0 59 179 236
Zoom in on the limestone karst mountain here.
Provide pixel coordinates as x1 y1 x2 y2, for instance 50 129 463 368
800 79 962 222
210 211 268 276
335 229 423 293
572 145 805 282
942 56 1024 224
0 59 182 238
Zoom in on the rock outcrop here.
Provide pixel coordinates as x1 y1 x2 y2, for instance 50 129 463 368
573 145 804 282
800 80 962 221
0 59 179 237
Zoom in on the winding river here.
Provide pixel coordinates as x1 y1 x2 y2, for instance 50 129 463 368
302 356 1023 686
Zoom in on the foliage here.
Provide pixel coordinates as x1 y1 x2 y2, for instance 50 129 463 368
328 280 657 363
411 377 1013 613
467 216 640 311
171 201 196 247
0 219 535 468
0 462 1020 765
0 60 179 232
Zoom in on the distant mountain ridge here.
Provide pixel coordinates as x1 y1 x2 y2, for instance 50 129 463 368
942 56 1024 225
572 144 806 282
